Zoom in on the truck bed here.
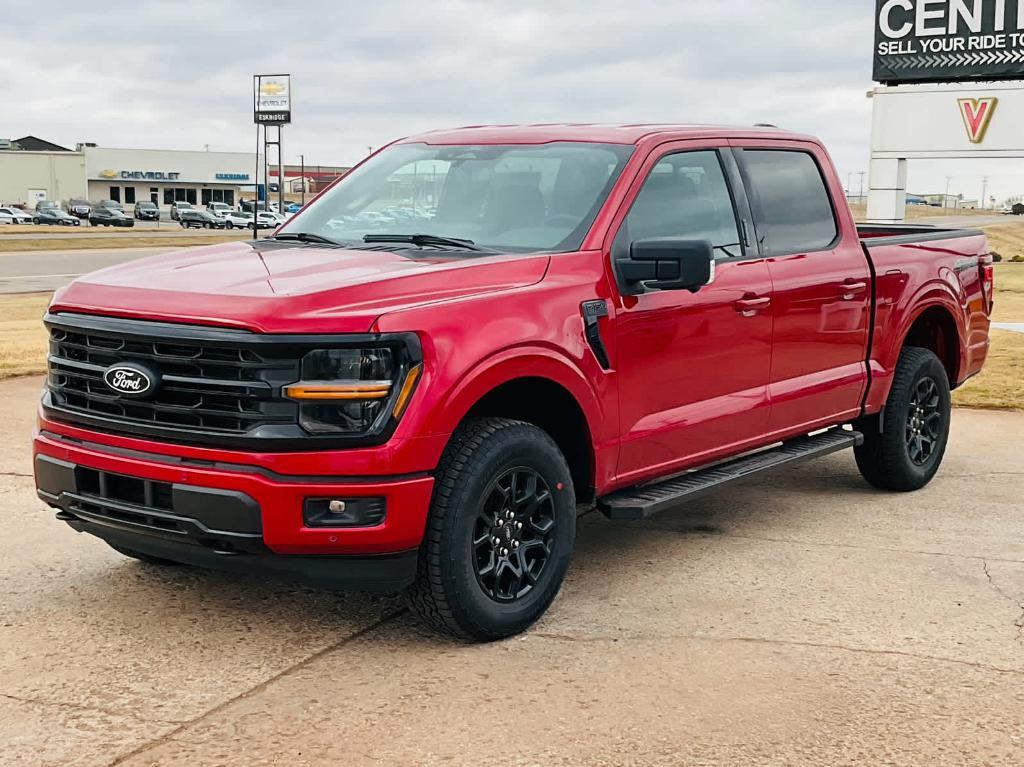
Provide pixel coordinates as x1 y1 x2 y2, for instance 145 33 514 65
857 223 985 247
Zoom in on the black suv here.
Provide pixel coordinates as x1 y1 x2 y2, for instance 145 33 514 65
133 201 160 221
89 207 135 227
179 210 226 229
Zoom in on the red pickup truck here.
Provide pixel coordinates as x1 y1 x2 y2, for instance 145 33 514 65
34 125 993 640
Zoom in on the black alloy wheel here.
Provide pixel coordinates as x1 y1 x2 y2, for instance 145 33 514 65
472 467 557 602
905 377 942 466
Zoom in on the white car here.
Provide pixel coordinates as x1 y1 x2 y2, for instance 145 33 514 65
0 206 34 225
221 211 254 229
251 211 285 230
207 202 232 218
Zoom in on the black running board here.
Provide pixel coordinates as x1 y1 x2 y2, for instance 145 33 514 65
598 428 863 521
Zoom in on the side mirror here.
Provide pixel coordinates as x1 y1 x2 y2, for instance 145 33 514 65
619 238 715 293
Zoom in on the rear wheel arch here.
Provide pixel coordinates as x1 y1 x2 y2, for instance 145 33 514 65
900 304 962 387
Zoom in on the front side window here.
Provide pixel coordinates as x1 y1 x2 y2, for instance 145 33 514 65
281 142 633 254
621 150 742 259
740 150 837 256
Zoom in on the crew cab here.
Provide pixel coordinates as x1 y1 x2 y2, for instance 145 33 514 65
33 125 992 640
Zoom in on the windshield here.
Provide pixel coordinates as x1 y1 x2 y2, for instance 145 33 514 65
280 141 632 253
138 202 156 209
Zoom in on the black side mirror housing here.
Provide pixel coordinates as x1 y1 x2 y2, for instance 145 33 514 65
620 238 715 293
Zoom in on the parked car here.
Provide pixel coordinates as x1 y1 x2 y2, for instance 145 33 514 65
0 206 35 225
179 210 227 229
67 199 92 219
88 207 135 227
34 208 81 226
221 211 254 229
206 202 232 217
133 201 160 221
170 201 194 221
239 199 275 214
95 199 124 212
249 211 282 230
286 202 303 214
35 124 993 640
35 200 60 212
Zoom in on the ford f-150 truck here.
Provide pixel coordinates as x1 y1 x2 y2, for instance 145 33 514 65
33 125 993 640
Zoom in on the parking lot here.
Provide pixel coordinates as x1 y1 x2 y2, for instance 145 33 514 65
2 373 1022 766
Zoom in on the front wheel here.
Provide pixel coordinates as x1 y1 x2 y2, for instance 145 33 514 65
854 346 951 492
405 418 576 641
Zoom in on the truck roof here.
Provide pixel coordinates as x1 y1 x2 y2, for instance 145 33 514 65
399 123 815 146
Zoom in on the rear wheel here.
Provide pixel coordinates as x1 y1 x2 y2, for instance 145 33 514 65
405 418 576 641
854 346 951 491
108 543 182 566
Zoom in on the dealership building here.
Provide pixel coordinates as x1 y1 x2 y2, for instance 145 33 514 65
85 146 258 208
1 136 263 210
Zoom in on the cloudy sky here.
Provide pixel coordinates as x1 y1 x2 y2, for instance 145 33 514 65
2 0 1020 202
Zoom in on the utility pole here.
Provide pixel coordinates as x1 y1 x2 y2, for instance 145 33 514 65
944 176 951 212
847 172 853 198
300 154 305 206
858 171 866 202
981 177 989 210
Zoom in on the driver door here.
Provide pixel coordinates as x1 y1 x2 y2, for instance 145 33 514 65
612 145 774 486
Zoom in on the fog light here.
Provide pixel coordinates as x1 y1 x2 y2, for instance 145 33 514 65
303 497 386 528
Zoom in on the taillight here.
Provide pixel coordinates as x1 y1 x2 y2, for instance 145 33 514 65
980 257 995 314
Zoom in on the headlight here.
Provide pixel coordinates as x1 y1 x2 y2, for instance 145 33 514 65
284 346 421 436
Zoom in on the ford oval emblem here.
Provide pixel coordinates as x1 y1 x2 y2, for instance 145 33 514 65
103 364 155 396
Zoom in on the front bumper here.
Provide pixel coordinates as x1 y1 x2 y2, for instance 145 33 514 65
34 427 435 592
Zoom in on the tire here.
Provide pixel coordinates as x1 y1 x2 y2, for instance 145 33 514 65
854 346 951 492
405 417 576 641
108 543 183 566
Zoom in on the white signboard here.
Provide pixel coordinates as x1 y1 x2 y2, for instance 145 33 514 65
254 74 291 124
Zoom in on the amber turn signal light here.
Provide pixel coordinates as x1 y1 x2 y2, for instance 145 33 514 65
283 381 393 401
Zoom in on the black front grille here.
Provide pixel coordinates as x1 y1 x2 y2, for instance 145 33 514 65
46 313 300 437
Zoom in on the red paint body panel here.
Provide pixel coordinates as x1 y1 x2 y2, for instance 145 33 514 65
33 124 992 563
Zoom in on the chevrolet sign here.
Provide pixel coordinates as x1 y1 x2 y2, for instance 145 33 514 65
96 170 182 181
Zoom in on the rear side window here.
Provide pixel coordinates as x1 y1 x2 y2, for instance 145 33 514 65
741 150 837 256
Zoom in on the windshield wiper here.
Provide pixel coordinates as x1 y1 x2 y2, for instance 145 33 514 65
269 232 349 247
362 233 487 251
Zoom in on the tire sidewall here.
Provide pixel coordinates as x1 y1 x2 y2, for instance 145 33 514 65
438 426 575 638
884 350 951 487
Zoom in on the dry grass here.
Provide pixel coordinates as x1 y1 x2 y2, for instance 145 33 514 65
984 223 1024 263
952 330 1024 410
0 233 251 252
0 293 51 380
990 263 1024 322
848 203 999 221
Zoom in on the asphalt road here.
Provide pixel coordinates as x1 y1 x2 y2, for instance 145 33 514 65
2 373 1022 766
0 222 250 240
0 247 179 294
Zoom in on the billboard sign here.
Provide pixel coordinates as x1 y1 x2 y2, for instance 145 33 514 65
874 0 1024 84
254 74 291 124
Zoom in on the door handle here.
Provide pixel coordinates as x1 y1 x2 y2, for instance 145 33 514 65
734 295 771 317
840 280 868 300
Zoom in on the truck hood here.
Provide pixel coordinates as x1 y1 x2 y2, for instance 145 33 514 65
50 240 550 333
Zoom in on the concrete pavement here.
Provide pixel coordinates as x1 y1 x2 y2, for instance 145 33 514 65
2 373 1023 765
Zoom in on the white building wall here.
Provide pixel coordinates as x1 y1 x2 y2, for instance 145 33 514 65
0 151 87 206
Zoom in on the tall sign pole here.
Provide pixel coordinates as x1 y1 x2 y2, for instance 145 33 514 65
254 74 292 219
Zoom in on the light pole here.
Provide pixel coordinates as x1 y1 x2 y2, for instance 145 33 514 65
944 176 951 212
981 177 989 210
300 154 305 206
858 171 866 202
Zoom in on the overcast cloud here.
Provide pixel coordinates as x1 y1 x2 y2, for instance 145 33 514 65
2 0 1019 201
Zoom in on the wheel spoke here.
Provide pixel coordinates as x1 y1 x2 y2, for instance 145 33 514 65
471 465 558 604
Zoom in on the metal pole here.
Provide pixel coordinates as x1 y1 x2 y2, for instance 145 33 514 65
944 176 951 212
263 130 270 214
253 123 259 241
981 177 989 210
858 171 866 202
300 154 305 206
278 127 285 216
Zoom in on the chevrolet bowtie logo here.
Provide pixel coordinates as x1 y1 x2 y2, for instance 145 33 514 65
260 82 286 96
99 169 118 179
